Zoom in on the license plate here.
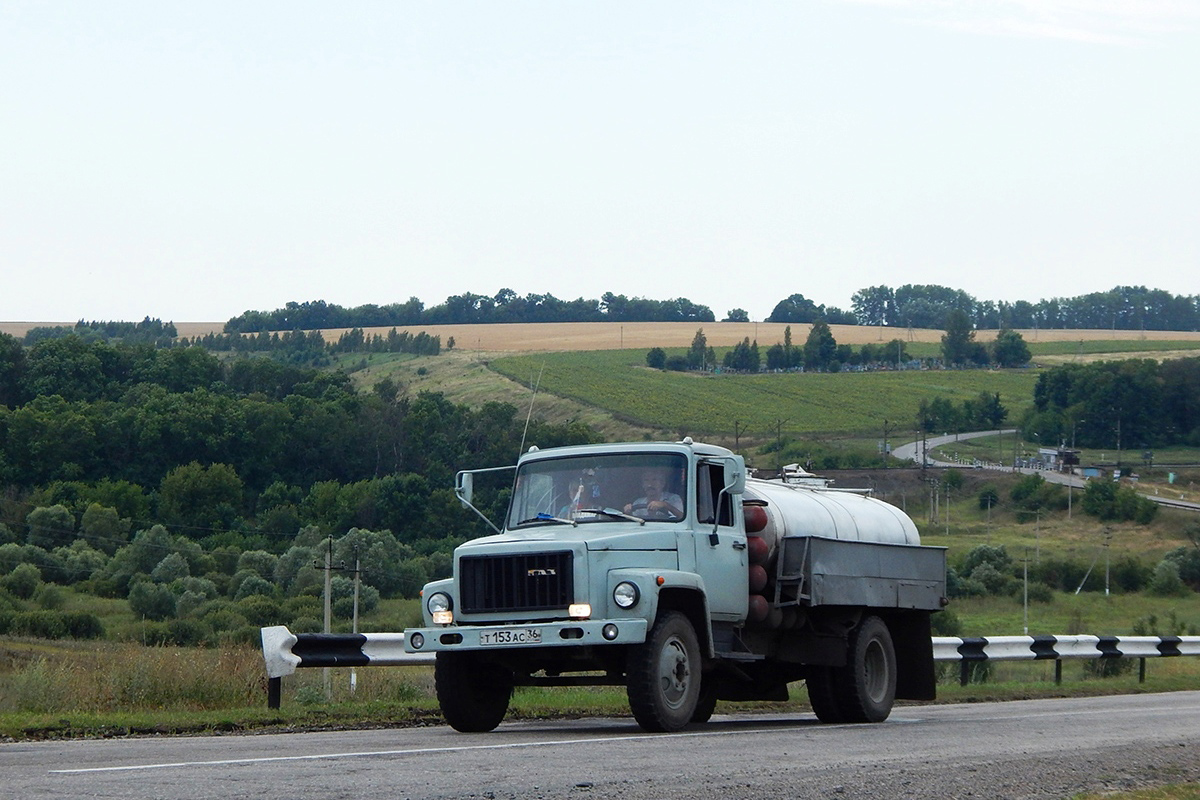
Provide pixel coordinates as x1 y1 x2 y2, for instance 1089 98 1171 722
479 628 541 646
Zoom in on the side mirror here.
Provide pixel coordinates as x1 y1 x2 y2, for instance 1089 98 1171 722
724 456 746 495
456 471 473 506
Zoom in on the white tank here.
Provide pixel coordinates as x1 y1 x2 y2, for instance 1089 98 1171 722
744 478 919 563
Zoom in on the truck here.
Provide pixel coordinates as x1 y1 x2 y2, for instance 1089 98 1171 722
404 438 946 733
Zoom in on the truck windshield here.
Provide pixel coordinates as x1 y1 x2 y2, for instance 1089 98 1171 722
507 452 688 528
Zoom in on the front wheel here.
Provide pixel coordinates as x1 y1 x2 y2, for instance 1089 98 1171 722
626 611 702 732
435 652 513 732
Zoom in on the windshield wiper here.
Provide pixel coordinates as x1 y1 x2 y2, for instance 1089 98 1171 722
516 513 577 527
577 508 646 525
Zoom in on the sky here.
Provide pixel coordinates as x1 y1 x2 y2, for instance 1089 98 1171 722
2 0 1198 324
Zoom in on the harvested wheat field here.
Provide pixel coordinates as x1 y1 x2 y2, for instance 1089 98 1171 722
3 320 1199 354
305 323 1200 353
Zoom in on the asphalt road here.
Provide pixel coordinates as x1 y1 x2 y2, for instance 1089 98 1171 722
5 692 1200 800
893 430 1200 513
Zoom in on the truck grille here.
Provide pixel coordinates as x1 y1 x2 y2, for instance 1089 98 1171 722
459 551 574 613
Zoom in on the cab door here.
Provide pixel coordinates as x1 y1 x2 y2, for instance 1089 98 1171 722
692 459 748 622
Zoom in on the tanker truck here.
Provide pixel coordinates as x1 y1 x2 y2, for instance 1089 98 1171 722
404 439 946 733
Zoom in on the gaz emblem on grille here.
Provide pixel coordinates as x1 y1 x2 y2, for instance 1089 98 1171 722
527 568 557 577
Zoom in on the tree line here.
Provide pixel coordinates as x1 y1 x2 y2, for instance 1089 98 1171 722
19 321 442 367
847 284 1199 331
1022 357 1200 449
646 321 1029 375
0 331 598 644
223 292 719 332
216 284 1198 335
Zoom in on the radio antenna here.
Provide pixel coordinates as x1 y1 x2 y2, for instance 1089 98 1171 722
518 362 546 456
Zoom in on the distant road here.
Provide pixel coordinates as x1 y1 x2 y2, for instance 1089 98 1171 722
894 430 1200 513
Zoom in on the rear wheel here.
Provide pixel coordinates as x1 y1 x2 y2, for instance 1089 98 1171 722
833 615 896 723
435 652 513 732
626 611 702 732
805 667 846 724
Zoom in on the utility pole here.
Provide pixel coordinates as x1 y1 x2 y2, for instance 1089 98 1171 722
733 421 748 453
1022 548 1030 635
314 537 347 701
772 419 788 475
882 419 892 468
350 549 362 694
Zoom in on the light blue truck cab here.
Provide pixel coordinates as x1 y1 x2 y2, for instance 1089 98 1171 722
405 439 945 733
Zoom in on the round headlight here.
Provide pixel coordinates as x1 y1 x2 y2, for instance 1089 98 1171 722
427 592 453 615
613 581 640 609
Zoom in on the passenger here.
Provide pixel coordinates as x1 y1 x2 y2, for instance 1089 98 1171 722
624 469 684 520
560 469 603 519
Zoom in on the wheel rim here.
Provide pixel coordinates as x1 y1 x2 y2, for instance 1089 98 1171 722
657 636 691 709
863 639 888 704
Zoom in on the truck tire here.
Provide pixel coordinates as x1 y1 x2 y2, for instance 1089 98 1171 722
805 667 846 724
833 615 896 723
435 652 513 732
626 611 702 732
690 680 718 724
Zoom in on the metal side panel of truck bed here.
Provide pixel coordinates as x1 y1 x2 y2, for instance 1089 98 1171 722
778 535 947 610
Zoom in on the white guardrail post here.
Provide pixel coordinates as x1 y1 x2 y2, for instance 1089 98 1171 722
260 627 1200 707
260 626 434 709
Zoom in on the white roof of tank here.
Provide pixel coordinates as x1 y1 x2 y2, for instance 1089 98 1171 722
745 478 919 545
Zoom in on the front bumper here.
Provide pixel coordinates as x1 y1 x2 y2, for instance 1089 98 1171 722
403 618 649 653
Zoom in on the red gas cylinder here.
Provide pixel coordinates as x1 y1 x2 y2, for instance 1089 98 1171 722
747 594 770 622
748 563 768 593
746 535 769 565
744 504 768 533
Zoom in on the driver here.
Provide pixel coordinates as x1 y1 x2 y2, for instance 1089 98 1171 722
624 469 684 520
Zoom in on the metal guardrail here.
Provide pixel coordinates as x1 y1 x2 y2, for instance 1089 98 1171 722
932 634 1200 686
261 626 1200 705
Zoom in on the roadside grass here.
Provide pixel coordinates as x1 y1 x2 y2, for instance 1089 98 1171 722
1074 786 1200 800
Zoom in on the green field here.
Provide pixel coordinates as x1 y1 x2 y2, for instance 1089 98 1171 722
491 349 1040 439
1026 339 1200 356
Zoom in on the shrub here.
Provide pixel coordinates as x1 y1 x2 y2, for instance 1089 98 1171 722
235 594 281 627
1083 657 1134 679
236 550 278 580
25 505 75 549
1023 582 1054 603
968 562 1014 595
234 574 276 601
166 618 211 647
930 609 962 636
151 553 191 583
3 563 42 600
10 610 68 639
128 580 178 621
1161 547 1200 591
645 347 666 369
62 612 104 639
1148 561 1189 597
960 544 1013 577
34 583 66 610
978 486 999 511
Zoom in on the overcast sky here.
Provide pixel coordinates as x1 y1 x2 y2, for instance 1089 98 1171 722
2 1 1197 324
